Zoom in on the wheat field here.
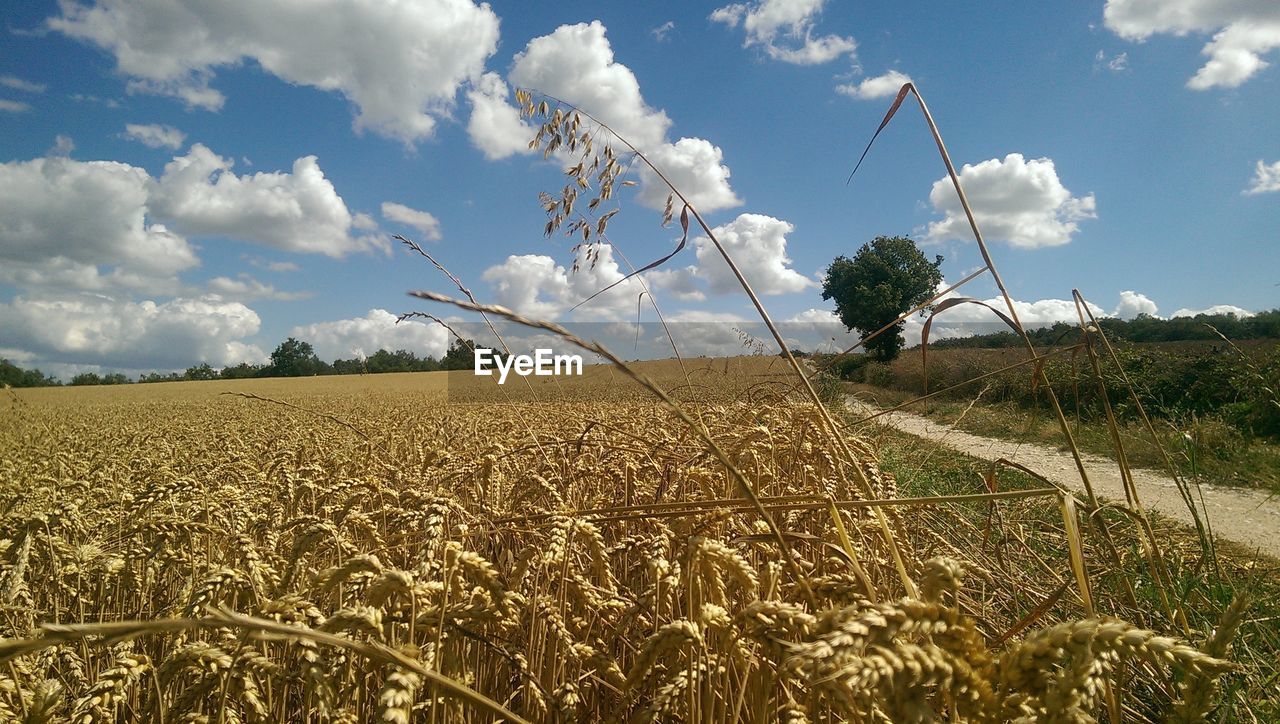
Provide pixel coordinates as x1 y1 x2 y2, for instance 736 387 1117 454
0 357 1247 722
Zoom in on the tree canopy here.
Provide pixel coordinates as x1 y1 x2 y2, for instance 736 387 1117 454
268 337 325 377
821 235 943 361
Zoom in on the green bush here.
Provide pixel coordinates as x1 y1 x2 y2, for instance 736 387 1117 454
863 342 1280 439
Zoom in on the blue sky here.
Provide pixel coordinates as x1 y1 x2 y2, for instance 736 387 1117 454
1 0 1277 377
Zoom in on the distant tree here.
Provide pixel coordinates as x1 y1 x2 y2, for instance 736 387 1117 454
442 338 477 371
822 236 943 361
101 373 131 385
185 363 218 381
219 362 263 379
0 359 60 387
70 372 102 386
268 337 323 377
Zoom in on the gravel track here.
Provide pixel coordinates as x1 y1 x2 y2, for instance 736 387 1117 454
844 397 1280 559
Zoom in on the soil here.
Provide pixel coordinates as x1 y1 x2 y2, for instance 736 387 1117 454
844 396 1280 559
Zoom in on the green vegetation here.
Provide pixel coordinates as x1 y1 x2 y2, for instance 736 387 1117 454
832 336 1280 492
930 309 1280 349
1 336 455 386
861 424 1280 720
0 358 60 388
822 235 943 361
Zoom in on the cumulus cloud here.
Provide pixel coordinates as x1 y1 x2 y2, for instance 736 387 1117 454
510 21 671 150
638 138 742 213
1112 290 1159 319
644 266 705 302
293 309 450 361
48 0 500 143
481 244 645 320
150 144 387 257
1245 159 1280 194
124 123 186 150
695 214 817 295
711 0 856 65
926 153 1097 249
465 72 536 161
1171 304 1254 318
0 155 197 293
836 70 912 99
1 143 384 297
207 273 311 301
48 135 76 157
0 294 264 368
1104 0 1280 89
381 201 441 241
505 21 740 213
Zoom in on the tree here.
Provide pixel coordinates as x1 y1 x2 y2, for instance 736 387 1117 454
268 337 323 377
0 359 59 387
442 338 477 371
822 236 943 362
185 363 218 381
219 362 262 379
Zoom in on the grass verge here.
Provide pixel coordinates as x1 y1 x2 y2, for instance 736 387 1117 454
846 381 1280 496
859 421 1280 721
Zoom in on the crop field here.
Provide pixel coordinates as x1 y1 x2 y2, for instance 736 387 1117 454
1 356 1266 722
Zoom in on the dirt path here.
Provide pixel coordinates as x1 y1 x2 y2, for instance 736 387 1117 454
844 397 1280 559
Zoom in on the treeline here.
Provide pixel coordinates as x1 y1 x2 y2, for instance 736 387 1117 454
930 309 1280 349
1 337 478 388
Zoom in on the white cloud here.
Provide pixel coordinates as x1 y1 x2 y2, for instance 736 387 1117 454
505 22 740 214
837 70 912 99
207 273 311 301
465 72 536 161
1094 50 1130 72
70 93 121 108
644 266 705 302
652 21 675 42
786 308 839 325
49 135 75 157
293 309 450 361
0 294 264 368
0 75 46 93
711 0 856 65
1245 159 1280 194
1112 290 1159 319
778 308 856 353
509 21 672 151
150 144 386 257
124 123 186 150
352 212 378 231
1104 0 1280 89
0 155 197 293
1171 304 1254 318
900 294 1108 345
481 244 645 320
49 0 500 143
381 201 441 241
0 99 32 113
926 153 1097 249
638 138 742 213
658 309 760 357
695 213 817 295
